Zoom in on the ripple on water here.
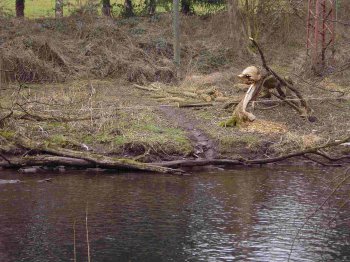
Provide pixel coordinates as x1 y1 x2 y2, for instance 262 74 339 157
0 167 349 262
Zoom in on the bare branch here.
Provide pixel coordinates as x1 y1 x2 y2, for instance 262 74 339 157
249 37 312 117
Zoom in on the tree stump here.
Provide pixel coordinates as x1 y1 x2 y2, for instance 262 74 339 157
220 74 267 127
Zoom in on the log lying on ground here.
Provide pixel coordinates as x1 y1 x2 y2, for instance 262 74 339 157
0 155 93 168
3 135 185 175
155 136 350 168
1 135 348 173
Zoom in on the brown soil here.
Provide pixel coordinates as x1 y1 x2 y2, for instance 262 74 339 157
158 106 217 159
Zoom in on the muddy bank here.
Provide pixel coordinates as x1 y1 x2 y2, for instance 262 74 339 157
158 106 217 160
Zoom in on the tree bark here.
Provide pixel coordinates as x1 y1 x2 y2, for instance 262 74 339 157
1 135 348 171
12 135 184 175
227 0 241 42
147 0 156 16
55 0 64 18
181 0 192 15
173 0 180 67
220 75 267 127
124 0 134 17
102 0 112 17
0 51 7 89
154 136 350 168
16 0 25 17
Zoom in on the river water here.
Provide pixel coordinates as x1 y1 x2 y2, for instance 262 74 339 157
0 166 349 262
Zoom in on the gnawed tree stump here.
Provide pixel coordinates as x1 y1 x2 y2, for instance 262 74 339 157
220 73 267 127
221 38 315 127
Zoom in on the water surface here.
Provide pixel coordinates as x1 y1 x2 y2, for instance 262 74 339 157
0 167 349 261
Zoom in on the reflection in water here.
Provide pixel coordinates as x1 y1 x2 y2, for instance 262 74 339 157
0 167 349 262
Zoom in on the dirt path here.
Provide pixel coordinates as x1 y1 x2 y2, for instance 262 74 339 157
159 106 218 159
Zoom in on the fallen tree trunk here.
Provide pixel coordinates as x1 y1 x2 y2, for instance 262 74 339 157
0 155 93 168
1 135 348 173
6 135 185 175
155 136 350 168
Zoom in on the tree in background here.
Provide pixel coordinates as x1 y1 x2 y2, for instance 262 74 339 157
102 0 112 16
16 0 25 17
55 0 64 18
227 0 243 42
181 0 193 15
195 0 225 14
124 0 134 17
145 0 157 16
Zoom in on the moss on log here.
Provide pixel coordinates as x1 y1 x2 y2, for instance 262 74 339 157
10 135 185 175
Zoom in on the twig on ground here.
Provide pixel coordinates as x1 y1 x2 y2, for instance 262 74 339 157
133 83 160 92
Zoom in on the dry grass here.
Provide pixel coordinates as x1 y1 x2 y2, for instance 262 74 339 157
0 80 193 161
0 12 349 161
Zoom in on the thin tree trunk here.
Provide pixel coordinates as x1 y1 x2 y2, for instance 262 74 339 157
0 52 4 89
55 0 64 18
181 0 192 15
16 0 25 17
173 0 180 67
227 0 243 43
102 0 112 17
124 0 134 17
147 0 156 16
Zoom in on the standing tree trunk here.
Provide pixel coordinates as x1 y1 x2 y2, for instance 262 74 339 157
173 0 180 67
181 0 192 15
124 0 134 17
16 0 25 17
0 52 7 89
102 0 112 17
55 0 64 18
227 0 246 43
147 0 156 16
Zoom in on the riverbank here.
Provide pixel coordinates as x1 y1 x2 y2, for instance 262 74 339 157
0 78 349 173
0 14 349 173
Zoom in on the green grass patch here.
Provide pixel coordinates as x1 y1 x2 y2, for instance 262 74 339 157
1 0 225 18
48 134 68 146
0 129 15 139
